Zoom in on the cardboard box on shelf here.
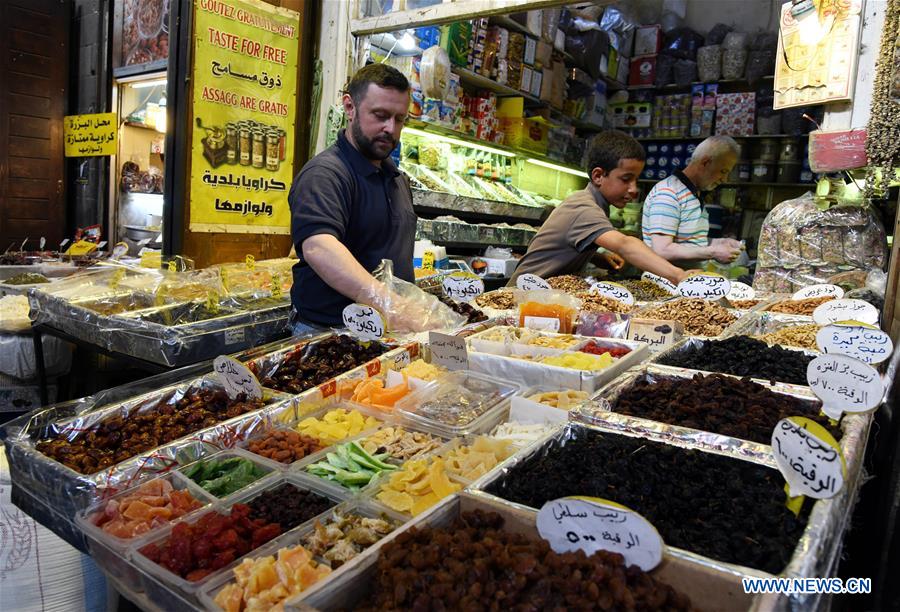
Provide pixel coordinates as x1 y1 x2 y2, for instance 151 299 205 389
520 66 533 94
634 24 662 56
616 53 630 85
501 117 549 154
715 92 756 136
524 36 538 66
610 102 653 129
629 55 657 86
535 40 552 70
529 69 543 98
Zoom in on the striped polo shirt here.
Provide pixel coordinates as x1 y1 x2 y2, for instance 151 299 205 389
642 172 709 248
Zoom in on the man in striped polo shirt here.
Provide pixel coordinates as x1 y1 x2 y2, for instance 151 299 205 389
642 136 743 267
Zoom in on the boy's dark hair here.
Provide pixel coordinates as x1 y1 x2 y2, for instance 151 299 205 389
346 64 410 104
586 130 646 174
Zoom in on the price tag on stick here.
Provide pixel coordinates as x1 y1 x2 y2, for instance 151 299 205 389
816 323 894 365
591 282 635 306
771 417 845 499
641 271 677 294
813 299 879 326
726 281 755 301
428 331 468 370
214 355 263 400
792 284 844 301
806 354 884 419
537 497 663 571
342 303 386 341
516 273 551 291
676 273 731 300
442 271 484 302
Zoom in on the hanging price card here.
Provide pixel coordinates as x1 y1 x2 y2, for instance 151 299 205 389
812 299 879 326
792 284 844 301
806 354 884 419
726 281 755 301
537 497 663 571
516 273 551 291
214 355 263 400
342 304 386 341
816 323 893 365
771 417 845 499
676 273 731 300
641 271 677 294
442 271 484 302
591 282 635 306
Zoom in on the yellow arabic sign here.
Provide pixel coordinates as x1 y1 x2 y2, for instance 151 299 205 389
189 0 299 235
64 112 117 157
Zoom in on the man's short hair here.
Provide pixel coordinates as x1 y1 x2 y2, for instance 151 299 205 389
586 130 646 174
346 64 410 105
691 135 740 163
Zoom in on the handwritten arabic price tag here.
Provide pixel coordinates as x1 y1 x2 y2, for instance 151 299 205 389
428 331 468 370
537 497 663 571
771 417 845 499
591 282 635 306
213 355 263 400
807 354 884 419
641 271 677 294
726 281 755 301
676 273 731 300
517 273 551 291
792 283 844 301
442 272 484 302
813 299 879 327
816 323 893 365
342 304 386 342
523 316 561 332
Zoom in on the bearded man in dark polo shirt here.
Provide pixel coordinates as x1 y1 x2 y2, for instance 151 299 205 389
288 64 427 333
510 130 690 286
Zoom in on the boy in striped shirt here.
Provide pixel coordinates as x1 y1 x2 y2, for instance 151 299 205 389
642 136 743 267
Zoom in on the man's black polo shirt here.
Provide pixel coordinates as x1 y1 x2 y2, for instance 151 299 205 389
288 130 416 326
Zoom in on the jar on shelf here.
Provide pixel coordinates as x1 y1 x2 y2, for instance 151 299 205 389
252 130 265 168
239 128 251 166
266 131 280 171
225 124 238 164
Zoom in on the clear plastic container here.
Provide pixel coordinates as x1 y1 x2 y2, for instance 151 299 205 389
179 448 278 500
394 371 521 437
75 471 216 593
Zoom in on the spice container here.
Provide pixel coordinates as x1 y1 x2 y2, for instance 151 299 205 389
225 124 237 164
239 128 251 165
394 371 520 437
252 130 265 168
754 138 779 161
777 161 802 183
751 159 776 183
266 131 280 171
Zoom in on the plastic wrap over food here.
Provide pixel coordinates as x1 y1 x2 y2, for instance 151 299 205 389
470 417 873 609
753 193 887 294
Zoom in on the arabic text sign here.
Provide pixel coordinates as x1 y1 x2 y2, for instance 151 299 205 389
442 272 484 302
771 417 845 499
816 324 893 365
792 283 844 301
428 331 468 370
214 355 263 400
677 274 731 300
806 354 883 417
591 282 635 306
627 318 681 349
189 0 299 234
813 299 879 326
641 271 677 295
64 113 117 157
537 497 663 571
516 273 550 291
726 281 755 301
342 304 386 341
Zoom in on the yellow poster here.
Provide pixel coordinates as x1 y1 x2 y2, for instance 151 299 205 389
189 0 299 234
64 112 117 157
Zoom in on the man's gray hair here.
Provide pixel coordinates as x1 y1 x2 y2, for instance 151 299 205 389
691 135 741 163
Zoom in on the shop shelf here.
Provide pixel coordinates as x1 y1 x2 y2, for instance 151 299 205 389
452 66 543 106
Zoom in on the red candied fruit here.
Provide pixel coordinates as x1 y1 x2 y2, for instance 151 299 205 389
580 342 631 358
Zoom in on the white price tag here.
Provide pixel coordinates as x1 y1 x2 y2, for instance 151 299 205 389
97 241 108 250
523 315 560 332
342 303 386 341
428 331 468 370
792 284 844 301
442 272 484 302
726 281 755 301
772 417 845 499
213 355 263 400
224 327 246 346
591 282 635 306
39 237 46 250
813 299 879 326
807 354 884 418
641 271 677 294
676 274 731 300
537 497 663 571
393 351 411 370
111 242 129 260
516 273 551 291
628 319 681 349
816 323 893 365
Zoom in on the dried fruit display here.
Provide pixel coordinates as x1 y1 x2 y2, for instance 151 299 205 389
138 503 282 582
541 352 614 371
609 372 837 444
399 359 445 382
547 275 591 293
438 295 488 323
619 279 674 301
295 409 381 445
486 430 809 574
303 510 398 568
88 478 204 540
576 291 633 314
36 390 266 474
766 296 834 316
361 427 442 462
657 335 813 385
182 457 268 498
443 436 516 480
640 298 737 336
376 457 461 516
351 378 411 411
357 510 692 611
756 324 820 351
253 335 388 394
245 483 335 530
305 442 397 491
246 430 324 464
730 299 762 309
580 341 631 358
527 390 589 410
474 289 515 310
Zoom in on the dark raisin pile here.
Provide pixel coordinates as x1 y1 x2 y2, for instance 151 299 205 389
439 296 489 324
485 431 809 574
657 335 814 386
246 483 335 531
610 373 839 445
356 509 692 611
